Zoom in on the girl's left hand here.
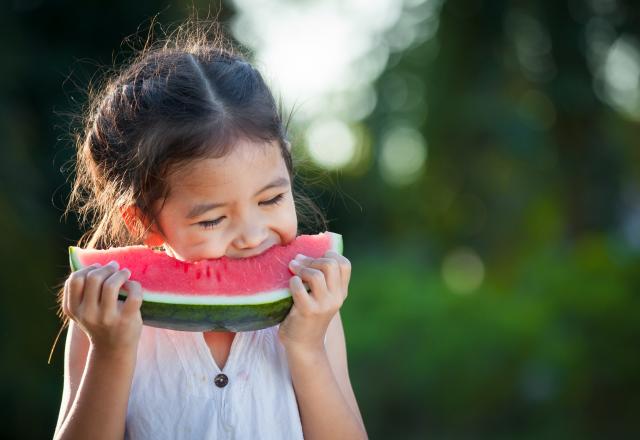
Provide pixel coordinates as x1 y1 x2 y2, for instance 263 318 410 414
278 251 351 353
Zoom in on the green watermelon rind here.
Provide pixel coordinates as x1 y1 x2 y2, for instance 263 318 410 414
118 294 293 332
67 233 343 332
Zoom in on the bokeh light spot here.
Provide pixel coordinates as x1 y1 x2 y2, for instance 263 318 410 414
379 125 427 186
305 119 357 169
599 35 640 120
442 247 485 294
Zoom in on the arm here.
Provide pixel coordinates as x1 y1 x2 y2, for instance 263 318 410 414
280 252 367 440
54 262 143 440
286 312 366 440
54 324 138 440
55 320 88 435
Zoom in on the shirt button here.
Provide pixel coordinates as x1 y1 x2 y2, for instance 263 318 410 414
214 373 229 388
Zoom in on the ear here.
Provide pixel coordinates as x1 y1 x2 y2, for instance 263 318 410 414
120 205 165 247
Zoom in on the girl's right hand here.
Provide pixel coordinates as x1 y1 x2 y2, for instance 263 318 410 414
63 261 144 355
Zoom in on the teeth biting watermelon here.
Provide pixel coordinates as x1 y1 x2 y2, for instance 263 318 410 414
68 232 343 332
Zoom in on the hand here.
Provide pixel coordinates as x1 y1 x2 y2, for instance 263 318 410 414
63 261 144 355
278 251 351 353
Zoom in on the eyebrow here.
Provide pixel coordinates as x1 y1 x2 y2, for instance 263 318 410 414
185 176 290 219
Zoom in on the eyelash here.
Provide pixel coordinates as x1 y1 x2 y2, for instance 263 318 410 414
260 193 285 207
197 193 286 230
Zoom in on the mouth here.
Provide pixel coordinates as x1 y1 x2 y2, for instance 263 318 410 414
226 241 278 259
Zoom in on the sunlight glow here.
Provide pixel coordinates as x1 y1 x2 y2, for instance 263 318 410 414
230 0 443 172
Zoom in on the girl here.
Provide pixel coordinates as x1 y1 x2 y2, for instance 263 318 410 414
54 23 367 440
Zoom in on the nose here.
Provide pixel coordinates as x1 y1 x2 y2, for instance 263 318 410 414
232 218 268 250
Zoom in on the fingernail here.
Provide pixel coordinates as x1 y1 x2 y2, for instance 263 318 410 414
123 268 131 277
289 260 300 269
295 254 306 261
108 260 119 268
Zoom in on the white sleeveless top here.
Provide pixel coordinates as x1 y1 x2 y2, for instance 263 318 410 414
125 325 304 439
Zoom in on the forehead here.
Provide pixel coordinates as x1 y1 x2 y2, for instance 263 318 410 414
167 140 288 197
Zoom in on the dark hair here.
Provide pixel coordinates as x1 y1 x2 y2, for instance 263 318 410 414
67 22 324 249
51 21 325 361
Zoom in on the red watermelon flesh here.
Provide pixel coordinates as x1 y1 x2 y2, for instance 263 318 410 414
67 232 343 331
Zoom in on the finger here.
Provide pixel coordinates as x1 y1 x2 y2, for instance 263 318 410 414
296 267 329 299
83 261 120 312
325 251 351 296
305 257 341 293
66 263 100 314
120 280 143 318
289 275 314 311
101 268 131 314
72 262 101 276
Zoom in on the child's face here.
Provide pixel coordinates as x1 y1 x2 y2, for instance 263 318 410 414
146 139 297 262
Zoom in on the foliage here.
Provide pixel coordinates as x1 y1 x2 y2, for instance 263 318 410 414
344 235 640 438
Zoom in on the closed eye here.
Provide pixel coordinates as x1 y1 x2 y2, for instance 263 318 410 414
198 193 286 230
259 193 285 206
198 217 225 230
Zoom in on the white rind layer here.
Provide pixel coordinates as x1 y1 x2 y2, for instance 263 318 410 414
139 288 291 305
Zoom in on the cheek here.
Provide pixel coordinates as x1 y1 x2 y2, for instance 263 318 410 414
276 198 298 241
161 218 227 260
182 235 230 260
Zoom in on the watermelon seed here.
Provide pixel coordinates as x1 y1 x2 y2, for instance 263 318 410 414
183 263 189 273
196 270 202 280
216 271 221 282
206 266 211 278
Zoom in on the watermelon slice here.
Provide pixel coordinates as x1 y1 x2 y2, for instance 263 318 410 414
68 232 342 332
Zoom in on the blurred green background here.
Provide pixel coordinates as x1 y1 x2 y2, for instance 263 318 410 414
2 0 640 438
